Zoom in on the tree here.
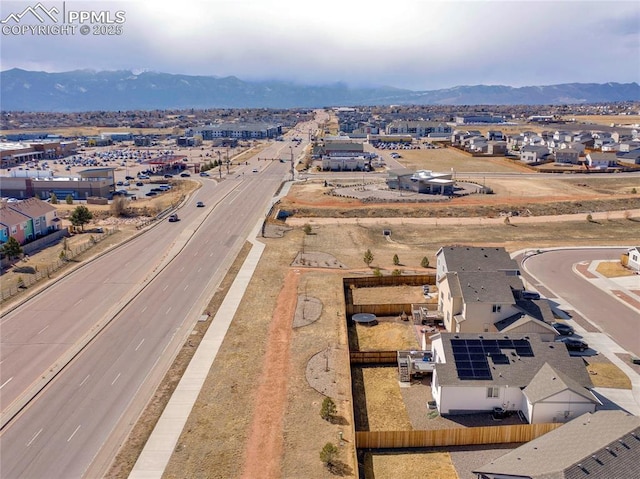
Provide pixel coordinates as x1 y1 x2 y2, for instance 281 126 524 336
69 205 93 231
65 194 74 205
2 236 23 260
320 397 337 422
303 223 312 235
110 196 129 217
50 193 58 204
319 442 339 470
421 256 430 268
363 249 374 267
373 267 382 277
392 269 402 276
392 254 400 266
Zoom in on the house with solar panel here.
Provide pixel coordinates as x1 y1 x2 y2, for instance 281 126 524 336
430 332 599 423
435 246 558 338
473 410 640 479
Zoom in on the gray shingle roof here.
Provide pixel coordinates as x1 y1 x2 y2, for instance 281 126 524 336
523 363 598 404
434 332 592 389
439 246 520 274
474 411 640 479
453 271 516 304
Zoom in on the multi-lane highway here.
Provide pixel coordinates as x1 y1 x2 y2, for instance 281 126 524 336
0 116 321 478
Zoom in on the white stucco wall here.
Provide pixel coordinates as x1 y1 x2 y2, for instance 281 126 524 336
438 385 523 415
527 389 597 424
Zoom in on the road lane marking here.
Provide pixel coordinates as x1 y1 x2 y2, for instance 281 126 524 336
26 428 43 447
0 377 13 390
197 267 202 273
166 307 171 315
37 325 49 335
111 373 121 385
79 375 90 387
74 299 83 306
184 284 189 291
67 425 81 442
135 338 145 351
163 285 168 291
179 266 184 273
141 306 147 314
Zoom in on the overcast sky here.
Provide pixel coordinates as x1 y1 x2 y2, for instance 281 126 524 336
1 0 639 90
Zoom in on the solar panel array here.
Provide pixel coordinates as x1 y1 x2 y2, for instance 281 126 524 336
451 338 534 380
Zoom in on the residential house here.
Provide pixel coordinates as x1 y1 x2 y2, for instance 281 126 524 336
0 202 30 244
435 246 556 337
625 247 640 272
5 197 59 238
473 410 640 479
520 145 552 164
617 148 640 165
430 332 599 422
554 148 581 165
486 131 504 141
586 152 618 169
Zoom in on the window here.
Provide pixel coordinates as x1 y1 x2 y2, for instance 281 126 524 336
487 387 499 398
492 304 502 313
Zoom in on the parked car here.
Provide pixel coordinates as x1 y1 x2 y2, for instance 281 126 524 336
551 322 575 336
180 172 191 177
136 182 144 187
163 174 174 179
521 291 541 300
196 201 205 207
199 171 210 177
125 175 135 180
555 337 588 352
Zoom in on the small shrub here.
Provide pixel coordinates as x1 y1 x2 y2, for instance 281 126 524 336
392 269 402 276
421 256 430 268
303 223 312 235
392 254 400 266
65 194 74 205
363 249 374 267
320 397 337 422
319 442 339 470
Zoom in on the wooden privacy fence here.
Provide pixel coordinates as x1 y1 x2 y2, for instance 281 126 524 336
350 351 397 364
355 423 562 449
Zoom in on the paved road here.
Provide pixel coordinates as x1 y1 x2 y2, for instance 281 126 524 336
520 247 640 356
0 118 322 478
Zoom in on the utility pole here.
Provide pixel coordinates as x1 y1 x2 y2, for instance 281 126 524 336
217 151 222 179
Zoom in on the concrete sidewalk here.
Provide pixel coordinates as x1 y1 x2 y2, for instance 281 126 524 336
128 182 294 479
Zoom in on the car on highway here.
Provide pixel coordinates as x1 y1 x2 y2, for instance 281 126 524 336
555 337 588 352
199 171 210 177
196 201 204 207
551 322 574 336
252 168 258 173
168 213 179 222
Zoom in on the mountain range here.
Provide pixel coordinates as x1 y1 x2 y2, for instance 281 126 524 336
1 68 638 112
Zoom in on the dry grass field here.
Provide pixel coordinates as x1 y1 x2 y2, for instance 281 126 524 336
8 137 640 479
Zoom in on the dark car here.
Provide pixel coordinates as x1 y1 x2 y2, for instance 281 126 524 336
551 322 575 336
163 174 174 179
180 172 191 177
196 201 204 207
136 182 144 187
556 337 588 352
521 291 541 300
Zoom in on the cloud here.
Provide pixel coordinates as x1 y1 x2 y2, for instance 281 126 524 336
1 0 638 90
